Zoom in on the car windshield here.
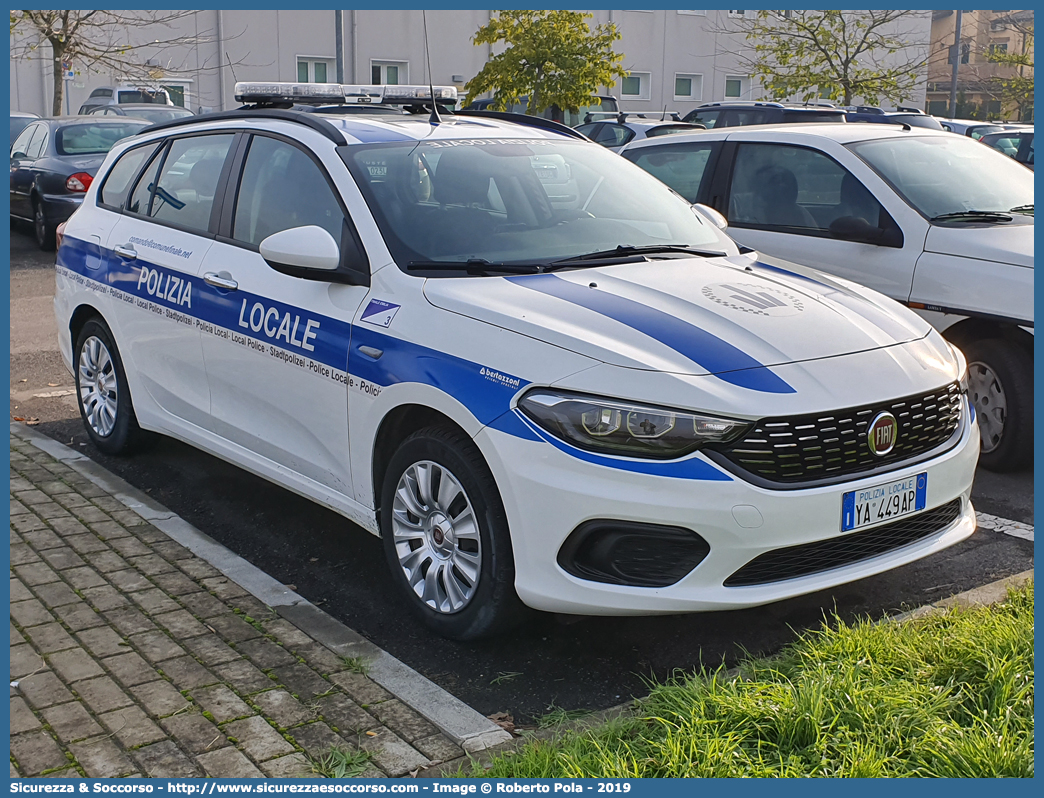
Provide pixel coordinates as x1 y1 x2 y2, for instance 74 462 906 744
342 138 734 271
55 122 148 155
848 134 1034 219
125 108 193 123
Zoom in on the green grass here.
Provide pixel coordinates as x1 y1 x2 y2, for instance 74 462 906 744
459 583 1034 778
340 656 369 675
310 747 371 778
536 703 592 729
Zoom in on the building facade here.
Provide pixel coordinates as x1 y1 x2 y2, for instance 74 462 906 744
926 9 1034 120
11 9 930 118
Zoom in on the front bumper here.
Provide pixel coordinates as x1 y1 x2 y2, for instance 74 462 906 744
476 396 979 615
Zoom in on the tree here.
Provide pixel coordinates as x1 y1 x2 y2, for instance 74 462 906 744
987 20 1033 120
721 10 931 107
464 10 628 115
10 10 218 116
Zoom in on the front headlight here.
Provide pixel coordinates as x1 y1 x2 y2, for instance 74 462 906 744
947 342 969 394
518 390 753 459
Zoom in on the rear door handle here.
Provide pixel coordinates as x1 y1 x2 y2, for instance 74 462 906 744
204 272 238 291
114 244 137 260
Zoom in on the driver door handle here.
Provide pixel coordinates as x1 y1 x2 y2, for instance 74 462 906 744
204 272 238 291
113 244 137 260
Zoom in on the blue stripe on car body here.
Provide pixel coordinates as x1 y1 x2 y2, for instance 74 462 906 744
505 273 796 394
59 237 731 479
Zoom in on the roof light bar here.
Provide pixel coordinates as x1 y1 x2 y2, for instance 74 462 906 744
235 82 345 104
234 81 458 106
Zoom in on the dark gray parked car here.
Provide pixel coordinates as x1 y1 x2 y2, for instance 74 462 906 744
83 103 195 125
10 116 148 249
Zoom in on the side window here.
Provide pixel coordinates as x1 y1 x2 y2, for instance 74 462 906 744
232 136 344 247
11 124 37 157
100 143 160 208
140 134 235 232
626 143 716 203
721 110 768 127
729 143 882 232
24 125 49 159
692 110 721 128
1024 137 1033 165
574 123 602 140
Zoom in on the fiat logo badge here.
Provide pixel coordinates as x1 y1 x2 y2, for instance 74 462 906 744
867 412 898 456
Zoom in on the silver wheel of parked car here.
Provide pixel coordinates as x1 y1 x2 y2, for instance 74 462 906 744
78 335 119 437
391 459 482 614
967 359 1007 454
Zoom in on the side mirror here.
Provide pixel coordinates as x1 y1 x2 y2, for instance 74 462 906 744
11 152 26 161
693 203 728 230
259 226 340 272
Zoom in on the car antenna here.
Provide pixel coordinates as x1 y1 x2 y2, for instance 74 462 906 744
661 104 667 121
422 11 441 125
225 51 238 83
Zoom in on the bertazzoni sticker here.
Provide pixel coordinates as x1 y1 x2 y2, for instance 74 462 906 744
360 298 401 328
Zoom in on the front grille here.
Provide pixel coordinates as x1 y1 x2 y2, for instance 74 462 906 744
724 498 963 587
711 383 962 485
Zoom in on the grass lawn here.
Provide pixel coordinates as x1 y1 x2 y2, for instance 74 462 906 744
461 583 1033 778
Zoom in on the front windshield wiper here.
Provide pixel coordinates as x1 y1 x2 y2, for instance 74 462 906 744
406 259 542 275
551 244 728 264
1009 204 1034 215
930 210 1014 223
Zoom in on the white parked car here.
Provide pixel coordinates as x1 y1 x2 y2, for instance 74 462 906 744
54 83 977 640
622 123 1033 471
938 118 1011 140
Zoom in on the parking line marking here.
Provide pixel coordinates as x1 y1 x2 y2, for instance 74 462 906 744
976 511 1033 542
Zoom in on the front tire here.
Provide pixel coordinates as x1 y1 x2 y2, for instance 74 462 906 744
964 338 1032 472
380 425 528 640
74 318 151 455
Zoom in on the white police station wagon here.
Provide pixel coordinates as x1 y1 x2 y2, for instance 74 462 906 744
54 83 979 639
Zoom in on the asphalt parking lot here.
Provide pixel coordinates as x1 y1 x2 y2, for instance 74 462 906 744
9 226 1034 723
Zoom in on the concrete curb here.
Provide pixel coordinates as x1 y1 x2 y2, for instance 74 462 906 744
10 422 512 753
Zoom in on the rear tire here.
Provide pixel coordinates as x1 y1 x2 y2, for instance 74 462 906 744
74 318 152 455
33 199 55 251
964 338 1032 472
379 425 528 640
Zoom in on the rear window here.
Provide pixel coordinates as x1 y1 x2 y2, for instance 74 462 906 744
646 124 703 138
55 122 148 155
891 114 943 130
117 90 169 104
781 111 846 123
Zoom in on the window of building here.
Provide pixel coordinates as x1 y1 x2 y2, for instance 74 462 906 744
674 73 704 101
621 72 651 99
989 42 1009 56
728 10 749 18
297 58 333 83
948 42 971 64
724 75 750 99
371 61 408 85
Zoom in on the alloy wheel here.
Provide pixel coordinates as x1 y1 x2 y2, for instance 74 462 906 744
78 335 119 437
391 460 482 614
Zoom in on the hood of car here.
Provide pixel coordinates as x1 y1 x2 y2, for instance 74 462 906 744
924 220 1034 268
423 254 932 391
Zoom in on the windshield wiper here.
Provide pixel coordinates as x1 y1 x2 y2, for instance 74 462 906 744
930 210 1014 223
551 244 727 264
1009 204 1034 215
405 259 542 275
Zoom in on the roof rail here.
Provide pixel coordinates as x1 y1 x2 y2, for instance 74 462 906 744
698 100 785 108
454 109 589 140
139 107 348 146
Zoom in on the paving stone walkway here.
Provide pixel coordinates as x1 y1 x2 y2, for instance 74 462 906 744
10 434 463 778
